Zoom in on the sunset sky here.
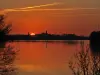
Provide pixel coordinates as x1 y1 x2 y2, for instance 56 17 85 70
0 0 100 35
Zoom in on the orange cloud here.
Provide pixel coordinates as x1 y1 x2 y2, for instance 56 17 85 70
0 1 99 15
1 2 61 13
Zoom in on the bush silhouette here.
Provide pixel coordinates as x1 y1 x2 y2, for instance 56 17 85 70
69 41 100 75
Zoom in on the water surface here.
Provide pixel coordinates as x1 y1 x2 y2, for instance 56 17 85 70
0 40 94 75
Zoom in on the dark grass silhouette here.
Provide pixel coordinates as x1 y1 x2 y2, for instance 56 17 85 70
69 41 100 75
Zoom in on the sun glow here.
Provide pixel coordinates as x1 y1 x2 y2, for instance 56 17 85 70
30 33 35 36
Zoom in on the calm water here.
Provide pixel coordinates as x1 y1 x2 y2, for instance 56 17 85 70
0 40 99 75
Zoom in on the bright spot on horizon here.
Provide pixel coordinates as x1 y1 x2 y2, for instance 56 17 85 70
30 33 35 36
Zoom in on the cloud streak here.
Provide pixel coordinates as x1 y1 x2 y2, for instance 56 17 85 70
0 2 61 13
0 2 99 14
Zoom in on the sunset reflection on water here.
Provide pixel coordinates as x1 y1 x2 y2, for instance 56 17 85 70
0 41 93 75
9 41 88 75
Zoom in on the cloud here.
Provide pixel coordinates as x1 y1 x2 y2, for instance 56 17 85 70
0 2 61 14
0 2 99 15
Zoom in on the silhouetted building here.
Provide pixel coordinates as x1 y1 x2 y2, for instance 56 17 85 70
46 30 48 35
28 32 30 36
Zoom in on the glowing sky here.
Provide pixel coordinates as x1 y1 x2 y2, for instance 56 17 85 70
0 0 100 35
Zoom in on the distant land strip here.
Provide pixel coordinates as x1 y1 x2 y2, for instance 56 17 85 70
3 34 89 41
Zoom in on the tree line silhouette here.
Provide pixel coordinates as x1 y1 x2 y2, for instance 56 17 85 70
69 41 100 75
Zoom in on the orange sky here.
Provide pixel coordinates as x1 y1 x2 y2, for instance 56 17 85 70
6 9 100 35
1 0 100 35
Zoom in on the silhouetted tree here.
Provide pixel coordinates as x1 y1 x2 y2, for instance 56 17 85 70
0 43 18 75
0 15 12 41
69 41 100 75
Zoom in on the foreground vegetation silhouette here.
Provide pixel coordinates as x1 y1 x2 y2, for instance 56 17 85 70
0 43 18 75
0 15 12 41
69 41 100 75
